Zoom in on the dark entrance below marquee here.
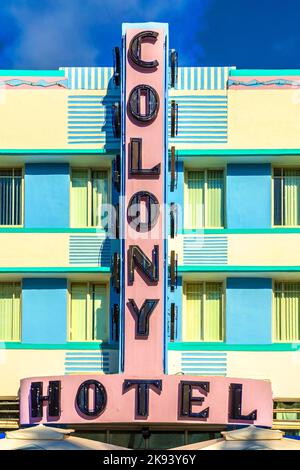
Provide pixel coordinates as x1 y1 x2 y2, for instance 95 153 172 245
72 426 223 449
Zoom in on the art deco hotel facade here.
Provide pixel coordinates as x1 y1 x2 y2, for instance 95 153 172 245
0 22 300 449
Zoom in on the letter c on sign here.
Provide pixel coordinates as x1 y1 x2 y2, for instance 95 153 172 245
128 31 159 68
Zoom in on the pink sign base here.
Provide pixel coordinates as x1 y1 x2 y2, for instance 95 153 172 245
20 374 273 426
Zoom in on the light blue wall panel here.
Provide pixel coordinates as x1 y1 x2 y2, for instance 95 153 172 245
25 163 70 228
168 160 184 235
167 159 184 345
226 278 272 344
226 163 271 228
22 278 68 344
110 158 121 348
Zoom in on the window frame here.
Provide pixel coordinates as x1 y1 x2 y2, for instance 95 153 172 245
273 399 300 426
272 279 300 343
182 280 225 342
70 167 111 229
184 167 225 230
272 166 300 228
67 280 110 343
0 281 22 342
0 167 24 228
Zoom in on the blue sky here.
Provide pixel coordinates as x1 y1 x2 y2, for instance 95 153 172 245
0 0 299 69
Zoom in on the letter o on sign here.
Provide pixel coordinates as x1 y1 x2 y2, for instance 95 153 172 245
128 84 159 123
76 380 107 417
127 191 160 232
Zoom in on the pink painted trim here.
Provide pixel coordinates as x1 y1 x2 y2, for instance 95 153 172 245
0 76 68 89
228 75 300 89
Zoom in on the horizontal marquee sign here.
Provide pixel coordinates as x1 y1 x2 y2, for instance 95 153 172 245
20 375 273 426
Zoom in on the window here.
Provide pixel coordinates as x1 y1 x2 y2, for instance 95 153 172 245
69 283 108 341
0 282 21 341
183 282 224 341
274 282 300 341
71 169 108 228
0 169 22 226
0 397 19 429
73 429 222 450
273 168 300 226
274 400 300 422
185 169 224 229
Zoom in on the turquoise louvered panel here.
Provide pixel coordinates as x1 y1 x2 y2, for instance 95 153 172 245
69 235 111 266
61 67 118 90
175 66 235 90
62 66 234 91
181 352 227 376
67 94 119 146
183 235 228 265
64 351 116 374
169 95 228 144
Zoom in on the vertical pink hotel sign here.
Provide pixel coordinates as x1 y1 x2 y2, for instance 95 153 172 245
122 23 167 376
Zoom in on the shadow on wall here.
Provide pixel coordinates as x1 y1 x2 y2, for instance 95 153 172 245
102 76 120 152
97 237 111 267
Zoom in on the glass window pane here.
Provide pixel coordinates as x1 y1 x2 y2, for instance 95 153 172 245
71 170 88 227
275 401 300 409
186 171 204 229
0 176 12 225
184 283 223 342
91 284 108 341
274 168 300 227
147 431 185 450
206 170 224 227
184 283 203 341
73 431 107 443
109 431 146 449
283 169 300 226
70 283 88 341
273 173 282 225
274 412 300 420
70 283 108 342
0 283 21 341
0 170 22 226
204 282 223 341
274 282 300 341
13 175 22 226
0 170 13 177
92 170 108 228
188 431 221 444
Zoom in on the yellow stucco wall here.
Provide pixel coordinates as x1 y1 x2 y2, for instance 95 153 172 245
228 351 300 397
0 90 68 149
4 349 299 398
169 89 300 150
0 90 108 150
172 233 300 267
0 233 112 268
0 88 299 150
0 349 65 395
0 233 68 267
168 350 300 398
0 349 119 396
229 234 300 266
228 90 300 149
